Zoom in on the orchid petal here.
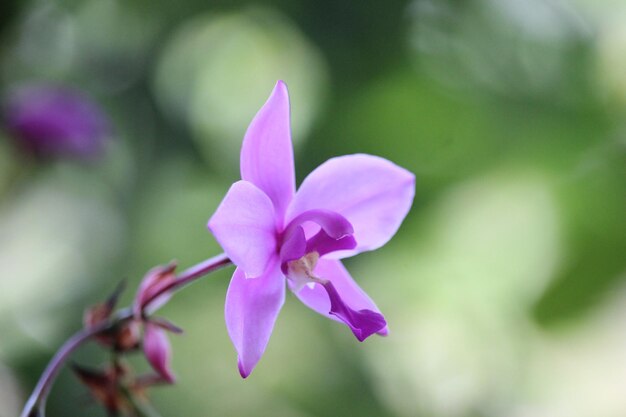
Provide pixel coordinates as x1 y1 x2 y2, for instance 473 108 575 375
208 180 278 278
291 259 388 337
225 262 285 378
288 154 415 257
144 322 175 383
240 81 295 219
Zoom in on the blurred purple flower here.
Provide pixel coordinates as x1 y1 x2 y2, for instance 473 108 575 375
3 84 109 160
208 81 415 378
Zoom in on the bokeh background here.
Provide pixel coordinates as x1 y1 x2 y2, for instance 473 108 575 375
1 0 625 416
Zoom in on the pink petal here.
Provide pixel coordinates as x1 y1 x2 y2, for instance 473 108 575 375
208 180 278 278
225 262 286 378
240 80 295 220
288 154 415 257
144 322 175 383
291 259 388 337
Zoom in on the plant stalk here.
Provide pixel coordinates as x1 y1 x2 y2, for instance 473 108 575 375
20 253 232 417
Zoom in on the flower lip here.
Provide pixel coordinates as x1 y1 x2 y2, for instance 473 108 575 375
320 280 387 341
305 230 357 257
278 209 357 273
284 256 387 341
281 208 354 241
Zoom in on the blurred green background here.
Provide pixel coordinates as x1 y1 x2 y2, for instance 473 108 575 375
1 0 625 416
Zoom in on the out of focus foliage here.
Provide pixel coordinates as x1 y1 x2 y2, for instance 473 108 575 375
0 0 624 416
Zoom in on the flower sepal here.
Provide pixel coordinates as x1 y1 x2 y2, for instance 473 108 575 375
72 360 165 416
83 281 141 352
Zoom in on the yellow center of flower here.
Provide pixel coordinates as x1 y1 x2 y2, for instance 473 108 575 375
287 251 321 291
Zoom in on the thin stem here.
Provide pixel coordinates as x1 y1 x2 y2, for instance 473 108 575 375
143 253 232 309
19 319 116 417
20 253 232 417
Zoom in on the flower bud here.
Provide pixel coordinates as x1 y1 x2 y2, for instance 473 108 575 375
143 322 176 383
134 262 177 317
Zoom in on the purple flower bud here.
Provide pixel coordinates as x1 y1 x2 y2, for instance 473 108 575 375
143 322 176 383
3 84 109 160
134 263 178 317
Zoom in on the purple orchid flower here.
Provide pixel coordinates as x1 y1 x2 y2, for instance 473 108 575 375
3 84 109 160
208 81 415 378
